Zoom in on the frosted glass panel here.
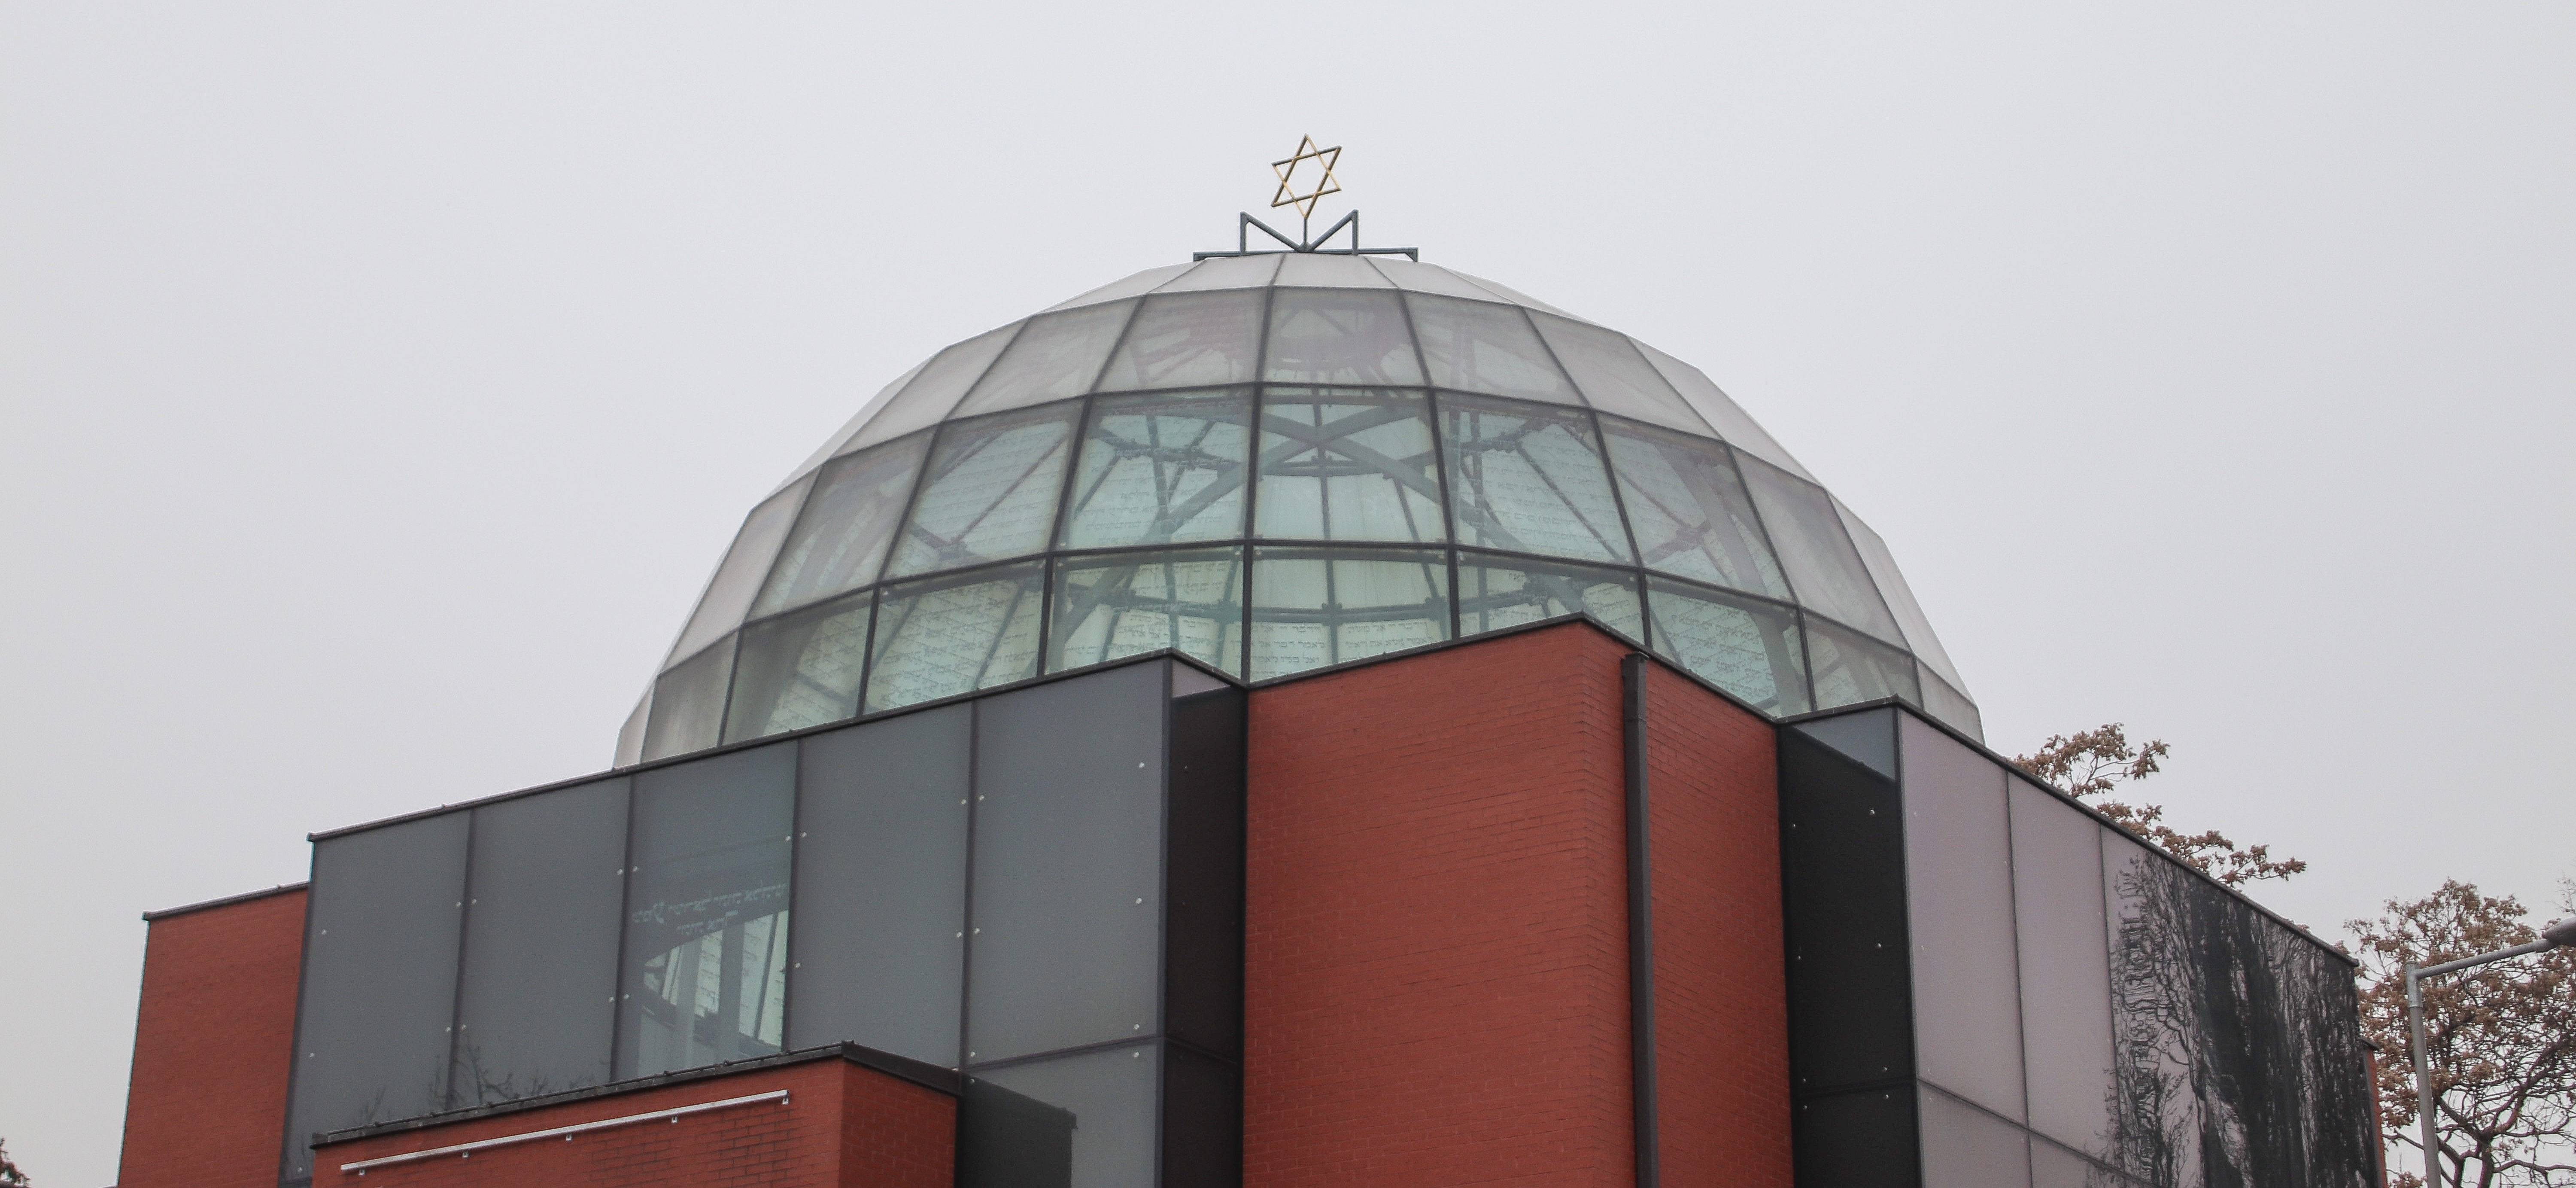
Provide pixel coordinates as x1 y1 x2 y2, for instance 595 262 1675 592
1263 289 1422 385
2012 780 2115 1156
642 634 736 762
1631 339 1816 482
1920 1086 2033 1188
1044 262 1192 312
1457 552 1641 643
953 301 1137 417
1249 546 1449 679
617 745 794 1080
1601 419 1790 598
1645 579 1809 715
865 563 1045 712
1809 618 1920 711
723 591 875 742
1837 497 1965 693
1154 253 1279 292
889 404 1080 577
755 435 929 616
1739 454 1903 643
848 323 1021 452
1060 390 1250 549
1406 294 1577 403
1253 388 1445 543
1440 393 1631 563
1097 290 1265 391
669 476 814 665
1051 548 1245 678
1902 714 2027 1120
1274 251 1393 287
1528 313 1709 433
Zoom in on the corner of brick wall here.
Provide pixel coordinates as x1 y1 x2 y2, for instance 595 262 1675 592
117 887 309 1188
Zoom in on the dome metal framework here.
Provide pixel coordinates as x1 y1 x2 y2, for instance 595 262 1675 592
617 252 1978 765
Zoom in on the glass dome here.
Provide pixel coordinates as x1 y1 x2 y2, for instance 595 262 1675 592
617 252 1978 765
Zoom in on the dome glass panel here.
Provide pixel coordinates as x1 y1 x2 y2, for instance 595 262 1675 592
622 256 1979 766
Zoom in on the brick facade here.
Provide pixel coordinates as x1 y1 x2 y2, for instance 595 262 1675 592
1242 622 1792 1187
310 1055 953 1188
117 886 309 1188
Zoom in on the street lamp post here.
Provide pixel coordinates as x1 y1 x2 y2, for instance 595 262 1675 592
2405 915 2576 1188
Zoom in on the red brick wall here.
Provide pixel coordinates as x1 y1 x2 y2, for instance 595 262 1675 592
1243 624 1639 1187
117 886 309 1188
1643 664 1794 1186
1241 623 1794 1188
311 1057 953 1188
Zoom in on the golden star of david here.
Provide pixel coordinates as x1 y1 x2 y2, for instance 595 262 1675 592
1270 136 1343 219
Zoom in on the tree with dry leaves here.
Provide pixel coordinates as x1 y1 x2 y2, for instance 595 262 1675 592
2014 723 2307 886
2350 881 2576 1188
0 1137 27 1188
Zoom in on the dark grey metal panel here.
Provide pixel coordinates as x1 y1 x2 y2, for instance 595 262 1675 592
451 777 628 1107
1163 681 1246 1061
280 812 469 1185
1777 724 1914 1096
966 662 1166 1064
785 704 971 1064
1793 1085 1918 1188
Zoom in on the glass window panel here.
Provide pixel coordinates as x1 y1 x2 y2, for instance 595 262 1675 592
1920 1086 2034 1188
1050 548 1245 679
615 688 650 768
2011 780 2116 1156
787 706 971 1064
972 1043 1160 1188
953 301 1139 418
1248 546 1449 679
1252 388 1445 544
281 813 468 1183
1442 267 1587 321
1601 419 1792 598
1456 551 1641 643
779 358 926 493
1274 251 1394 287
2101 828 2207 1187
1154 252 1280 292
1371 257 1514 302
668 476 815 664
1923 670 1985 743
1262 289 1423 385
847 323 1022 452
1043 262 1193 312
1836 497 1967 694
1440 393 1633 563
865 562 1045 712
1096 290 1266 392
1737 455 1903 643
1644 579 1810 716
1630 338 1819 483
1405 294 1579 403
1528 312 1711 433
889 403 1081 577
723 591 875 743
1808 617 1921 712
968 664 1166 1062
451 778 628 1107
617 745 796 1080
754 435 931 617
1060 390 1252 548
1900 714 2027 1120
642 634 737 762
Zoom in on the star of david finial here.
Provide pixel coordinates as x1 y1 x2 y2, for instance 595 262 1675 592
1270 136 1343 220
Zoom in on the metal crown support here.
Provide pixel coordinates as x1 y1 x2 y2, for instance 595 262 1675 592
1193 210 1420 261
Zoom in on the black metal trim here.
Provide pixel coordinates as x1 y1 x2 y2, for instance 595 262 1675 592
1622 653 1660 1188
140 881 308 921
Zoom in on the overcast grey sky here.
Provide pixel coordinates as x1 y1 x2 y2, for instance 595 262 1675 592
4 3 2571 1182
